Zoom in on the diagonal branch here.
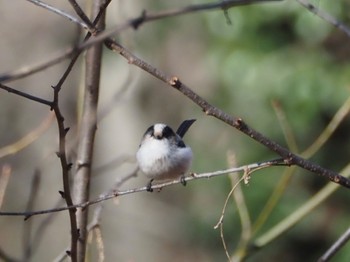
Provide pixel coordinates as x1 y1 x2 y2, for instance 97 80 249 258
105 40 350 189
0 83 53 107
253 162 350 249
26 0 89 30
318 226 350 262
296 0 350 37
128 0 283 29
67 0 95 30
0 0 282 83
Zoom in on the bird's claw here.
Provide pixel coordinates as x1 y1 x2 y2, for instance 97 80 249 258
146 179 154 192
180 175 187 186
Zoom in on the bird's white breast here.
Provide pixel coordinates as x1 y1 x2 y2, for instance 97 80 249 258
136 137 192 180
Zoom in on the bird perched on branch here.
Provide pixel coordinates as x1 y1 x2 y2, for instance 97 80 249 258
136 119 196 192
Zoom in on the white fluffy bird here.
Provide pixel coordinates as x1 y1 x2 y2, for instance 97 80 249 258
136 119 196 191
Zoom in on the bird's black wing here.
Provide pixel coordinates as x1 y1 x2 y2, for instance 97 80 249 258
176 119 196 138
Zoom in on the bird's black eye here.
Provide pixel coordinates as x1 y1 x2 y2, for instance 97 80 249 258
162 126 175 139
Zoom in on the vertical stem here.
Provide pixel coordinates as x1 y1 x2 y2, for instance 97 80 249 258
52 83 79 261
74 1 105 261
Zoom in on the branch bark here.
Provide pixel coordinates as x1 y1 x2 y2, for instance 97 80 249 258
105 41 350 189
51 83 78 261
0 159 284 217
73 1 105 261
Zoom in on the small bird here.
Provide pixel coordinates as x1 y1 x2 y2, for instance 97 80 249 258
136 119 196 192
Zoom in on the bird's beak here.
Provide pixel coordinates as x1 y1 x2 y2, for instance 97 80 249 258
153 130 162 139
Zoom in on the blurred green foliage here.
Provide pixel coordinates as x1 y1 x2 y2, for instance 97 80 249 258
1 1 349 261
180 1 350 261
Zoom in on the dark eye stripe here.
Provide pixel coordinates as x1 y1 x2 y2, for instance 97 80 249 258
144 125 154 137
142 124 177 140
162 126 175 139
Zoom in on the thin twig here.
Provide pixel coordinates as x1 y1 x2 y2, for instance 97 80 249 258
50 83 78 261
0 158 285 217
26 0 89 30
53 0 112 94
22 170 41 261
296 0 350 38
215 157 280 261
252 101 299 234
0 83 53 107
318 227 350 262
46 2 112 260
53 251 68 262
254 162 350 249
0 0 281 83
227 151 251 246
214 175 246 262
254 95 350 235
54 167 138 261
67 0 95 30
105 40 350 189
128 0 283 28
0 47 76 83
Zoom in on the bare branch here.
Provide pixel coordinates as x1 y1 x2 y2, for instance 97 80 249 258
22 170 41 261
296 0 350 37
254 95 350 235
70 0 106 260
0 0 281 83
45 2 112 260
0 83 53 107
0 47 76 83
254 162 350 249
1 1 349 259
50 82 78 260
26 0 89 30
105 40 350 189
227 151 252 246
318 227 350 262
0 158 286 217
67 0 95 30
130 0 283 28
214 175 245 262
53 0 112 91
213 151 272 261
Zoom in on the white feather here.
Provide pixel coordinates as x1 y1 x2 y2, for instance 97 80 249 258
136 124 193 180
